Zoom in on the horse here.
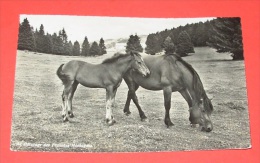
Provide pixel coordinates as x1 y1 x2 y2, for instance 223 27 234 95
123 54 214 132
56 51 150 125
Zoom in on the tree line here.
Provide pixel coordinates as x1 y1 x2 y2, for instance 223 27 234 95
145 17 244 60
18 18 107 56
18 17 244 60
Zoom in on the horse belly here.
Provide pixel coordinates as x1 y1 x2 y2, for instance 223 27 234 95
134 75 163 91
76 70 104 88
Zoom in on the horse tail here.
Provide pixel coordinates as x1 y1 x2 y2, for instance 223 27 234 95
56 64 68 85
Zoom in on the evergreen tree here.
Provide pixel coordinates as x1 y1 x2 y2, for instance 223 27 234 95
162 36 175 54
207 17 244 60
35 24 47 53
176 31 194 57
18 18 36 51
67 41 73 55
52 33 64 55
89 41 102 56
60 28 68 44
72 41 80 56
64 42 72 56
125 34 143 53
145 34 163 55
99 38 107 55
44 35 53 54
81 37 90 56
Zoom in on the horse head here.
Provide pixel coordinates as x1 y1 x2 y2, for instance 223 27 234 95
129 51 150 77
189 96 213 132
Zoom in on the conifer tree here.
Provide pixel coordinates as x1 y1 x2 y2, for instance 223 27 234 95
52 33 64 55
162 36 175 54
18 18 36 51
126 34 143 53
35 24 47 53
72 41 80 56
81 37 90 56
67 41 73 55
99 38 107 55
176 31 194 57
207 17 244 60
89 41 102 56
44 35 53 54
145 33 162 55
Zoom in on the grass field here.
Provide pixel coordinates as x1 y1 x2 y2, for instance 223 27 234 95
11 47 251 152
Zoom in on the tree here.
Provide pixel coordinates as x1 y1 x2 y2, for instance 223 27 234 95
60 28 68 44
52 33 64 55
176 31 194 57
67 41 73 55
145 33 163 55
89 41 101 56
35 24 48 53
162 36 175 54
126 34 143 53
207 17 244 60
18 18 36 51
44 34 53 54
72 41 80 56
99 38 107 55
81 37 90 56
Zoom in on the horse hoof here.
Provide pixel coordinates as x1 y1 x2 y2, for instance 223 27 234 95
69 113 74 118
106 119 116 126
190 124 197 128
141 117 149 122
166 122 174 128
124 111 131 116
63 117 69 122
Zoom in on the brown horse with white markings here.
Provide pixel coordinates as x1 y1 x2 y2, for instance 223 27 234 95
123 54 214 132
56 51 150 125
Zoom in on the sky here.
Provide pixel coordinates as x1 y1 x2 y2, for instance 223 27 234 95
20 15 214 42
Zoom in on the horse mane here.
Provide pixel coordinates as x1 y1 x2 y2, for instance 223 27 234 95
174 55 213 112
102 53 129 64
165 54 212 111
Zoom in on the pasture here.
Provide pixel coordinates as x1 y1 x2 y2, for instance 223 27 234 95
11 47 250 152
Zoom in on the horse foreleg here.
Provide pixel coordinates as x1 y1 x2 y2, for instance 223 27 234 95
105 86 116 126
163 87 174 127
123 91 132 115
131 91 147 121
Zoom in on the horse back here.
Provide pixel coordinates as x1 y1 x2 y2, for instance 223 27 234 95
130 55 193 91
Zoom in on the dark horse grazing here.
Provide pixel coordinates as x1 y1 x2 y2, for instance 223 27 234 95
56 51 150 125
123 54 214 132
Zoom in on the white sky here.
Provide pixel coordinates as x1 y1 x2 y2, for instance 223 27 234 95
20 15 214 42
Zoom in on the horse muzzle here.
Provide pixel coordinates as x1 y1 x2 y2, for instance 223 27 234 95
200 122 213 132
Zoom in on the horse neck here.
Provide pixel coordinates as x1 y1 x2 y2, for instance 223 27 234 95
107 55 133 75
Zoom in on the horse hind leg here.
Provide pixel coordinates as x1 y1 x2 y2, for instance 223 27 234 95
61 81 75 122
163 87 174 127
61 91 68 121
68 81 79 118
